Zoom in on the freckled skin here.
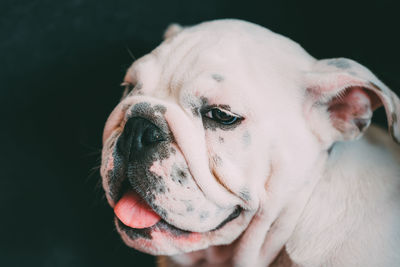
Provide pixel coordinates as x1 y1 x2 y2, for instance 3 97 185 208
171 164 189 186
199 211 210 221
212 155 223 167
181 199 195 212
154 104 167 114
239 189 251 202
242 131 251 146
190 96 208 117
211 73 224 82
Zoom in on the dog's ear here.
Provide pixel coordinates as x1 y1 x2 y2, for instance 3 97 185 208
304 58 400 145
163 23 183 40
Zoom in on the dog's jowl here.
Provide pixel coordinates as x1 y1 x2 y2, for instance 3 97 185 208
100 19 400 267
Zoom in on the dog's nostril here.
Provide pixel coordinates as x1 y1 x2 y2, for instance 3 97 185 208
142 125 164 145
117 117 165 160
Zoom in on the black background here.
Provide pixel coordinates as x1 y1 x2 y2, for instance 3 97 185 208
1 0 399 266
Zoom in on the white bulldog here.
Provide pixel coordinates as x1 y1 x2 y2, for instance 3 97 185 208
100 19 400 267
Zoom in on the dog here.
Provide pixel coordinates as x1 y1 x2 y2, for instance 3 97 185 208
100 19 400 267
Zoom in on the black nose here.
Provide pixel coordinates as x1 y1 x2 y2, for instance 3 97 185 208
117 117 165 161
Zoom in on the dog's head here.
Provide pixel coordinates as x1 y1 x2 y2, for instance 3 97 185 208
100 20 400 256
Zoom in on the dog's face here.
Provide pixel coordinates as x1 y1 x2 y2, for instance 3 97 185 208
101 20 400 256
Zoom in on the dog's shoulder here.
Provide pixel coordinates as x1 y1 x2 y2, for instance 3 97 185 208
286 124 400 267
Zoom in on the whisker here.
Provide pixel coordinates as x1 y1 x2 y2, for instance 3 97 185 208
125 45 136 61
82 150 102 158
85 164 101 183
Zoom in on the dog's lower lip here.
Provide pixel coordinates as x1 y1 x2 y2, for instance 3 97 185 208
117 217 192 240
116 206 242 239
111 175 242 235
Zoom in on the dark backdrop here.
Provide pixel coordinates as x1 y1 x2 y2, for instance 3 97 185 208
1 0 399 266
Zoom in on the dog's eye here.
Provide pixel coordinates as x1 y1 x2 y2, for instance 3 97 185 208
121 82 136 97
204 108 241 125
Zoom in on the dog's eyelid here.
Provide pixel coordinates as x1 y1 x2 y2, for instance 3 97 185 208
121 81 137 98
120 81 130 86
219 108 240 118
121 81 135 88
202 106 242 118
201 106 244 127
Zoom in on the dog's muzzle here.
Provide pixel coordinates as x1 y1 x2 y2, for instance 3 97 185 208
101 102 248 254
111 117 168 229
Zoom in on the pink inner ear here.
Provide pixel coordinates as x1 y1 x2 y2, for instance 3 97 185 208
328 87 375 132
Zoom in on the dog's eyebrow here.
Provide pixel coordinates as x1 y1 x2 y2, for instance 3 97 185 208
211 74 224 82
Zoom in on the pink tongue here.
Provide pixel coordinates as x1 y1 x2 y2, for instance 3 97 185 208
114 190 161 229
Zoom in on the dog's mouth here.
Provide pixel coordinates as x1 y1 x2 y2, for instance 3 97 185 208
114 190 162 229
112 183 242 244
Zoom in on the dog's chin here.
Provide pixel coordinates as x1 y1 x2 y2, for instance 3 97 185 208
114 207 248 255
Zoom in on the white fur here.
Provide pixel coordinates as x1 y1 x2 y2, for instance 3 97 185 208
101 19 400 266
286 126 400 267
